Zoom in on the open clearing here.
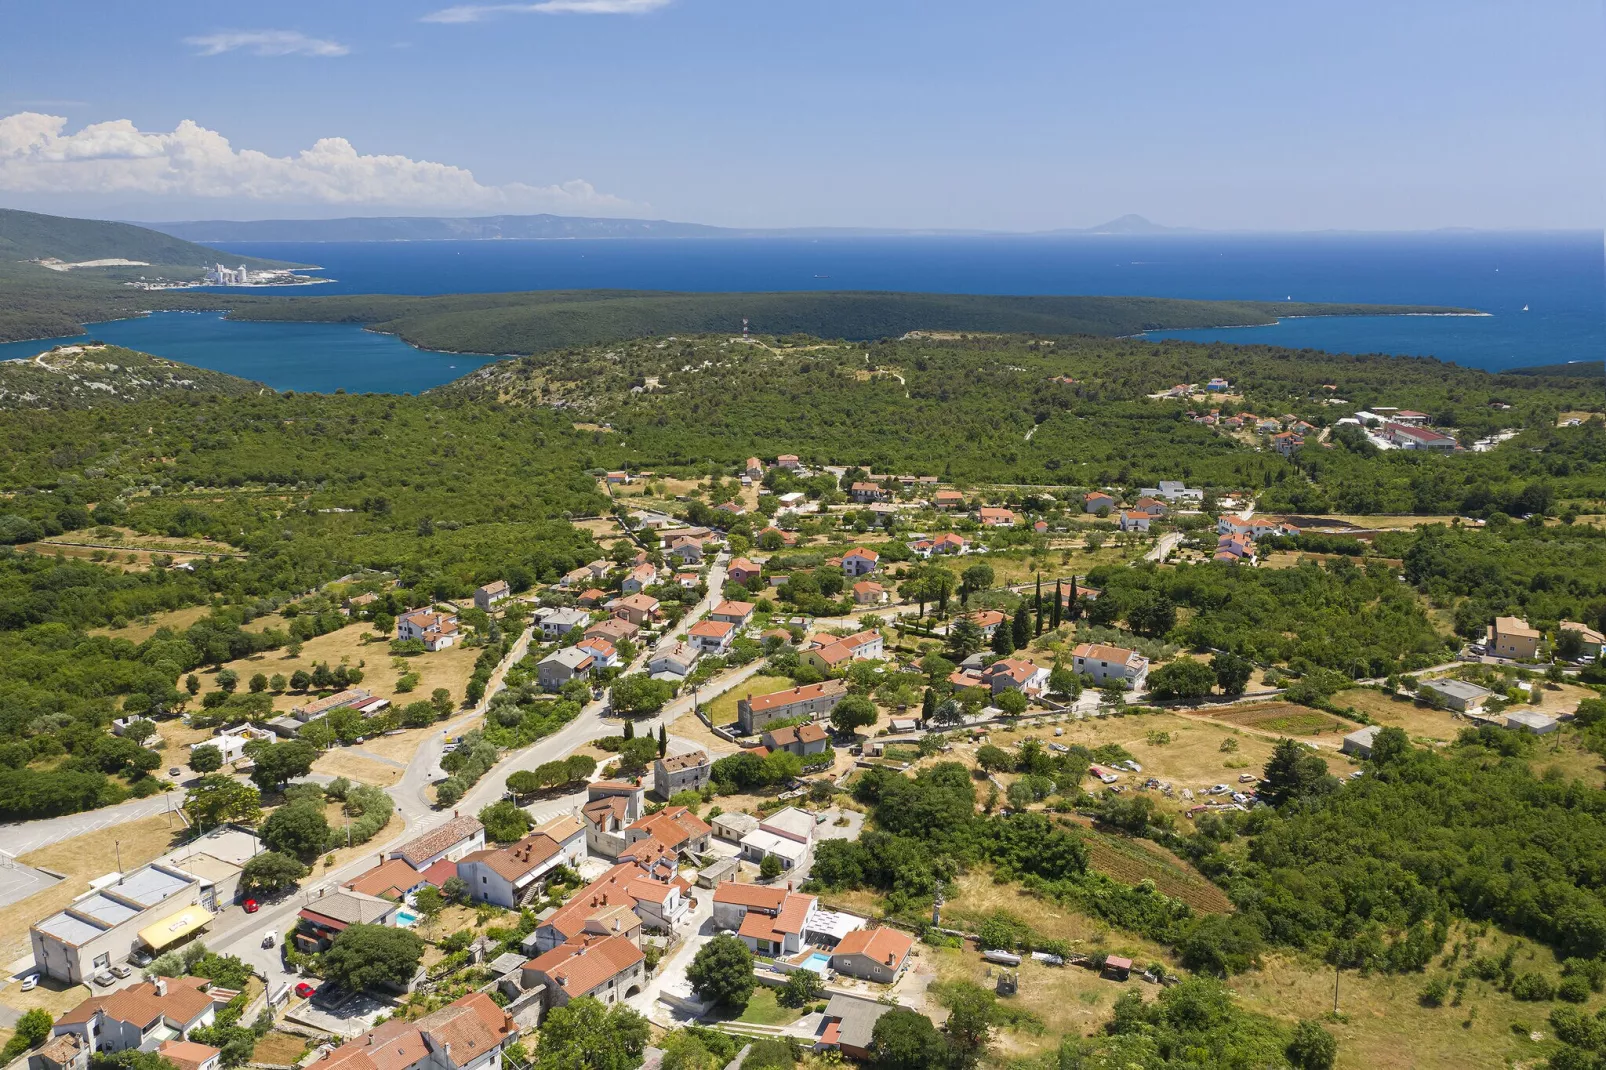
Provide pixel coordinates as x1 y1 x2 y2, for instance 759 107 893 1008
1069 823 1232 913
1330 689 1465 743
1207 702 1358 740
311 748 407 786
704 674 793 726
252 1031 309 1065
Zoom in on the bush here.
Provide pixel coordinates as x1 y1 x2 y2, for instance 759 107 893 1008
1510 972 1556 1001
1418 976 1450 1007
760 854 783 880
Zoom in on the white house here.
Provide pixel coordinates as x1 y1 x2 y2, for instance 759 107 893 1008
648 641 700 677
687 619 736 654
1071 642 1150 689
841 547 880 577
397 609 460 651
536 607 590 640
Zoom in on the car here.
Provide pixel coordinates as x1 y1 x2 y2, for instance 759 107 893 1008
294 982 316 999
1349 770 1364 779
19 975 38 992
1210 784 1229 795
110 964 133 979
168 767 182 777
243 899 260 914
1238 773 1257 783
1231 792 1248 804
129 949 153 967
1123 760 1143 773
92 971 116 987
262 930 276 948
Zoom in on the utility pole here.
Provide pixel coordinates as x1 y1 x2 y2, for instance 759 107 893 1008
115 840 123 875
1333 962 1340 1015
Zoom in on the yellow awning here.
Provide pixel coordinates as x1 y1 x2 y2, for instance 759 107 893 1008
138 905 213 950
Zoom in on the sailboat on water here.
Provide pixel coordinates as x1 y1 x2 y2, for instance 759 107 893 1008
1521 304 1529 312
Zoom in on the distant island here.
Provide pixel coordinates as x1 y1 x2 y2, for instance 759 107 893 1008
141 212 1196 244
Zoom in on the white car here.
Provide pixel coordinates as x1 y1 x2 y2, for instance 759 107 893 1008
19 975 37 992
1123 760 1142 773
1210 784 1229 795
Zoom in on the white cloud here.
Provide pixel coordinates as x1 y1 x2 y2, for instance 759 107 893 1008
184 30 350 57
0 112 633 212
422 0 671 24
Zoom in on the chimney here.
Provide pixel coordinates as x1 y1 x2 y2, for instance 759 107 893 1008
154 978 167 996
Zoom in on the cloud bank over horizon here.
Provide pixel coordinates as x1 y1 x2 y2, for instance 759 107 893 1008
0 112 636 215
183 30 350 57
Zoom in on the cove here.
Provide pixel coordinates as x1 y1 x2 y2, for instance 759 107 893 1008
0 312 498 395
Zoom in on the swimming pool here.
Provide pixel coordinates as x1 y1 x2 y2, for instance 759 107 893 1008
394 909 421 928
800 952 832 974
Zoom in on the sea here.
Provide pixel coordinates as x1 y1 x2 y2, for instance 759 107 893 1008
2 231 1600 394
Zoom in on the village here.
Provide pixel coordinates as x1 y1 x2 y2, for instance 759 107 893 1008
2 438 1603 1070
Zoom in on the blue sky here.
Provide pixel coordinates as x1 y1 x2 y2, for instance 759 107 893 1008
1 0 1601 230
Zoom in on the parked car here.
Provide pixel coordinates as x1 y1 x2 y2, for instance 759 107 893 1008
1209 784 1229 795
110 964 133 979
129 948 153 967
1123 760 1143 773
19 975 37 992
93 971 116 987
243 899 260 914
1238 773 1256 783
168 768 182 777
294 982 316 999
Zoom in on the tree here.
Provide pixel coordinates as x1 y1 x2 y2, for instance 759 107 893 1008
1051 579 1063 629
121 719 157 747
185 674 201 696
990 621 1014 656
215 669 238 694
1011 604 1030 649
947 618 985 659
1146 658 1216 700
322 924 424 992
506 770 542 798
479 800 532 843
975 744 1014 772
431 688 454 717
1127 594 1177 638
760 853 784 880
249 741 317 792
534 997 649 1070
249 673 268 694
996 688 1028 716
870 1008 948 1070
616 737 660 774
239 851 308 894
1033 575 1044 636
929 698 964 727
183 775 261 830
1286 1020 1338 1070
269 673 287 692
961 563 994 601
260 801 330 860
942 982 995 1067
830 694 878 734
1213 651 1254 696
289 669 311 692
414 886 446 930
1367 725 1412 767
686 934 755 1009
1047 664 1080 697
188 744 223 774
1260 738 1338 808
611 674 673 716
658 724 668 757
0 1008 54 1062
777 966 823 1008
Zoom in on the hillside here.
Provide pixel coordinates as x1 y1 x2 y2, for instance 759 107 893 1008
217 290 1476 356
0 208 296 274
0 344 268 410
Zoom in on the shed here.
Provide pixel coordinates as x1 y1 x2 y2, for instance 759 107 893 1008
1340 725 1381 759
1504 710 1559 735
1419 678 1493 712
712 812 760 842
1102 955 1133 980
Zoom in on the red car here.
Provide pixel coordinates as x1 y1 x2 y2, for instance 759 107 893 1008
243 899 260 914
294 982 316 999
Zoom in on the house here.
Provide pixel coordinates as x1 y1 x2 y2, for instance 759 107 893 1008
1084 491 1116 514
675 571 701 589
647 641 700 677
1033 520 1049 533
1393 410 1432 425
559 566 593 589
1505 710 1559 735
1560 621 1605 660
343 858 428 902
192 726 271 766
157 1041 221 1070
580 782 645 858
727 557 762 585
1385 422 1458 450
613 594 659 627
1340 725 1381 759
473 581 511 612
841 547 880 577
296 888 400 951
761 722 830 757
669 537 705 565
1272 431 1305 457
968 609 1007 638
585 617 639 645
1256 417 1282 433
1206 378 1230 391
572 588 605 608
291 688 372 722
979 508 1018 528
652 749 711 799
1488 616 1541 660
392 815 486 870
457 823 580 908
537 647 595 691
31 862 212 984
1215 534 1255 564
830 927 915 984
1071 642 1150 689
934 490 965 510
535 607 590 640
715 501 747 519
710 883 817 956
983 658 1050 697
737 831 809 874
687 618 736 654
816 993 896 1061
1118 511 1151 533
1419 678 1494 713
746 457 765 480
623 806 712 860
620 563 657 595
800 629 884 673
850 482 890 503
309 993 518 1070
776 454 801 470
575 636 618 669
711 812 760 843
1143 480 1204 503
604 471 631 485
1132 497 1168 517
736 679 849 734
521 933 644 1011
525 862 678 953
759 524 799 545
710 599 756 627
398 609 460 652
930 532 969 555
53 977 227 1057
852 580 888 605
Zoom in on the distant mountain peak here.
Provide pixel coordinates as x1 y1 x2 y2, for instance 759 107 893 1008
1081 214 1182 234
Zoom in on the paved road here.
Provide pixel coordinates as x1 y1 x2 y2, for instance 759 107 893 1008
0 793 184 856
1145 531 1185 563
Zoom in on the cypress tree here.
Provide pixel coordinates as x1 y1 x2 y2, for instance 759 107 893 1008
1011 604 1030 650
921 687 936 721
624 719 634 740
1052 579 1063 629
658 724 668 757
1033 575 1043 635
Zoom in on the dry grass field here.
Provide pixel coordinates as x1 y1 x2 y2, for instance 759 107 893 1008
1330 689 1464 743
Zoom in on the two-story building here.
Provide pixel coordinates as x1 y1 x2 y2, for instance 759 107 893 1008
1071 642 1150 690
652 749 711 800
311 994 518 1070
53 977 228 1057
391 815 486 870
760 723 829 757
1488 616 1541 660
799 629 883 674
735 680 849 735
473 581 511 612
520 933 644 1012
687 619 735 654
397 610 459 651
840 547 879 577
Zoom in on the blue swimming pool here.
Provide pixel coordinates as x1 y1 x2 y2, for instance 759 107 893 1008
800 952 832 974
395 909 421 928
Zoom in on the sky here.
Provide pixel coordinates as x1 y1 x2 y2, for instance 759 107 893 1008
0 0 1602 231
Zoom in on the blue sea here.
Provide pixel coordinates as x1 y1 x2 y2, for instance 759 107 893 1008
2 232 1600 393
